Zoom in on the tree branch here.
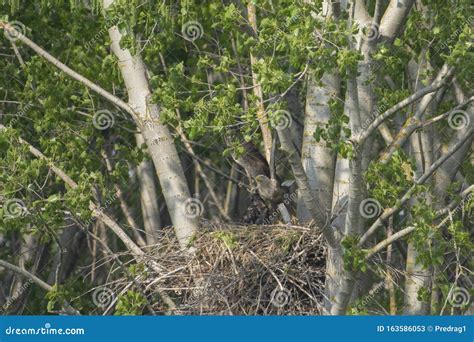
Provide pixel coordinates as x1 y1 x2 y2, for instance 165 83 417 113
276 126 337 248
0 259 80 315
355 68 453 144
379 0 415 43
365 226 416 259
358 127 473 246
0 124 164 269
0 22 140 123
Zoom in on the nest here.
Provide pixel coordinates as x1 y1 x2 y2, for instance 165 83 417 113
142 222 327 315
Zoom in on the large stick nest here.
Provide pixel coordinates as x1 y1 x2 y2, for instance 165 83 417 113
143 223 327 315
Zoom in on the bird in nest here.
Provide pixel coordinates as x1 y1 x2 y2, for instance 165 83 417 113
226 134 293 224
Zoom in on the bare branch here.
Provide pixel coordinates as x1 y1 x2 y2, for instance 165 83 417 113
365 226 416 259
0 259 80 315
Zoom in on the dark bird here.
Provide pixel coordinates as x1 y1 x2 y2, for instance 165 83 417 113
232 141 270 180
254 174 284 204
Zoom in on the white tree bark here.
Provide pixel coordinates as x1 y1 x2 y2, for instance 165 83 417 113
298 0 341 223
135 133 161 245
298 73 340 223
104 0 198 249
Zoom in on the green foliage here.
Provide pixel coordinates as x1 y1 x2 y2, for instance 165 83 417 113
213 231 238 249
342 236 368 272
365 151 417 208
313 98 353 158
276 231 300 254
115 290 147 315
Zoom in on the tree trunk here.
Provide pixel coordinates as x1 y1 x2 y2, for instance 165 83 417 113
135 133 161 245
104 0 198 249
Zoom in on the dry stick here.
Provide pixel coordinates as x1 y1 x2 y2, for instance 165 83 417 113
184 151 249 189
0 259 79 315
276 126 337 248
420 97 474 128
246 2 273 163
0 124 176 310
359 127 473 247
113 185 147 247
436 184 474 217
386 217 397 315
365 226 416 259
0 23 140 124
84 229 158 315
178 131 231 221
224 165 236 216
